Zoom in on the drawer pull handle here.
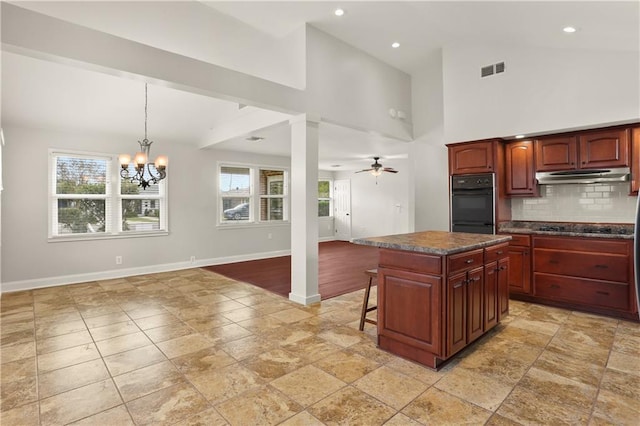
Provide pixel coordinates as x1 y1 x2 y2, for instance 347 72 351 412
550 284 560 289
596 291 610 296
465 259 474 264
496 250 503 255
453 281 465 289
498 266 507 271
594 265 608 269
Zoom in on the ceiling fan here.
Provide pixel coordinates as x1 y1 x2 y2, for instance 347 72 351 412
356 157 399 177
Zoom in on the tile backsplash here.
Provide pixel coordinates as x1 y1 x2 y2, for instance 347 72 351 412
510 182 637 223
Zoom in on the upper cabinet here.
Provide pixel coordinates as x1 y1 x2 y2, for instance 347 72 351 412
535 128 630 172
505 140 537 196
632 127 640 195
447 140 495 175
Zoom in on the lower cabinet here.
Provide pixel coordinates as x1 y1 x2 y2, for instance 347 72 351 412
377 244 510 370
447 266 484 357
532 236 636 319
504 234 531 295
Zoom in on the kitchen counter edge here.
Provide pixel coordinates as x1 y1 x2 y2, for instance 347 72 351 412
353 231 512 256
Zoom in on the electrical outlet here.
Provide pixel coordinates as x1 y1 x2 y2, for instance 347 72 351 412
190 256 196 263
115 256 123 265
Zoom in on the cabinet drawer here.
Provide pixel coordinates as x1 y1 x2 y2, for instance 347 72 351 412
534 273 630 311
534 249 628 283
448 249 484 275
507 234 530 247
485 243 509 263
380 248 442 275
533 236 630 255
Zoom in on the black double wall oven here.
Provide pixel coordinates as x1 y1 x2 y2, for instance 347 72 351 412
450 173 495 235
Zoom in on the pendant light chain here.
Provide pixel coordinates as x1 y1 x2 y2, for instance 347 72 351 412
144 83 148 141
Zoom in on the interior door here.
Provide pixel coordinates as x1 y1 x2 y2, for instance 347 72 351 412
333 179 351 241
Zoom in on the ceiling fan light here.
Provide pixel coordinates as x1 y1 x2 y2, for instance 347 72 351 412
371 169 383 177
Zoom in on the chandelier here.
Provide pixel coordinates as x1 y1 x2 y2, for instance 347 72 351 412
118 83 167 190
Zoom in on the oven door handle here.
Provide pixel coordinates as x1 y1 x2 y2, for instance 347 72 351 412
452 221 494 226
451 189 493 196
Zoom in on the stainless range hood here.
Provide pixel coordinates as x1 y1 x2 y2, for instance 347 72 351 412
536 167 630 185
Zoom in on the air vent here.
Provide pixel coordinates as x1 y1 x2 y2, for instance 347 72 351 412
481 61 506 78
481 65 494 78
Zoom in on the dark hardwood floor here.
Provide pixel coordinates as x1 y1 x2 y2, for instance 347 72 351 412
204 241 379 299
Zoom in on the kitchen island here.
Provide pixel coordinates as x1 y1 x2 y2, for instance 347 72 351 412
354 231 512 370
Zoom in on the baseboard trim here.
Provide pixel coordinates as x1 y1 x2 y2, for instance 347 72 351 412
1 249 292 294
289 292 322 305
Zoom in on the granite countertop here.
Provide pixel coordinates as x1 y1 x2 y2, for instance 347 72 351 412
498 221 634 240
353 231 512 256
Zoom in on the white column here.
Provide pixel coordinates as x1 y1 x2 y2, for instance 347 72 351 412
289 114 321 305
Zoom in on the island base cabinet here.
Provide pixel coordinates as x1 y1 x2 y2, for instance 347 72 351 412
377 267 444 366
375 243 510 370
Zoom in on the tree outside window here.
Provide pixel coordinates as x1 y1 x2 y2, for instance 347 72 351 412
318 180 332 217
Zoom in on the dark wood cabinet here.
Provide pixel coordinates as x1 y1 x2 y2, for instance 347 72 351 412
535 128 629 172
631 127 640 195
535 136 578 171
532 236 636 319
505 140 537 196
448 141 495 175
504 234 531 295
447 265 484 357
578 128 629 169
376 241 510 370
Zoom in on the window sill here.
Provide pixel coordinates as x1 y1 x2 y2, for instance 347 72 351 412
48 230 169 243
217 221 290 230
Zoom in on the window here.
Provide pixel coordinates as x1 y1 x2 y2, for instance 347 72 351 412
50 150 167 239
219 163 288 225
318 180 332 217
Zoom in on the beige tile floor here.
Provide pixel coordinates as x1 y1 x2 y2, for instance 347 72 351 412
1 268 639 425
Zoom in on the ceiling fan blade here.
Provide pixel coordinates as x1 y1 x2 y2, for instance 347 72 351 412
355 168 374 173
383 168 398 173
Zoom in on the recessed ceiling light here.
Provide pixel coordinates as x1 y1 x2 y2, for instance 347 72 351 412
330 164 342 168
563 26 577 33
391 42 400 49
515 134 525 139
334 8 345 17
246 136 264 142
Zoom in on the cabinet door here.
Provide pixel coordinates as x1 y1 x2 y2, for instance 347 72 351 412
508 245 531 294
449 142 494 175
535 136 577 172
378 267 444 356
632 127 640 195
466 266 485 344
447 271 467 356
506 140 537 196
497 257 510 321
484 261 499 331
579 128 629 169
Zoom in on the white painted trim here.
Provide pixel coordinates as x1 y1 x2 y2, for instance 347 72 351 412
318 236 337 242
288 292 322 305
1 249 291 294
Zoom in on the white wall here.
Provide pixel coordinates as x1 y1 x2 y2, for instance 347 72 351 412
334 159 411 239
411 50 450 232
305 26 413 141
443 44 640 143
13 1 306 89
1 126 293 288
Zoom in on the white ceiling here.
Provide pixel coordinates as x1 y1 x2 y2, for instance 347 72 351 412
2 1 638 171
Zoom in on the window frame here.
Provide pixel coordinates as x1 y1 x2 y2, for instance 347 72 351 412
48 149 168 241
217 161 289 227
318 178 333 218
